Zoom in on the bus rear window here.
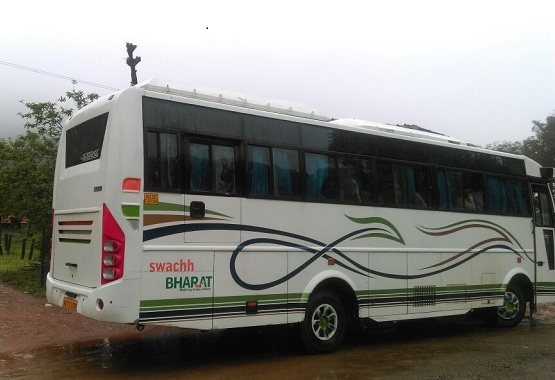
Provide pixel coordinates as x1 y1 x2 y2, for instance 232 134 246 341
65 113 108 168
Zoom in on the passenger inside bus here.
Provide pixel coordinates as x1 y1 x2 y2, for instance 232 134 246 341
342 179 362 203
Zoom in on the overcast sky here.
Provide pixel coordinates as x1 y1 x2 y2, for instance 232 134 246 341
1 0 553 146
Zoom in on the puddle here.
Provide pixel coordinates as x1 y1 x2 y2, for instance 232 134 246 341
1 317 554 379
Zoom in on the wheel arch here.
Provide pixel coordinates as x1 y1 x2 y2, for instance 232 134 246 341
302 270 359 320
502 271 534 305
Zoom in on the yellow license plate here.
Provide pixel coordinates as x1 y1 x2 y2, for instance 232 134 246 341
62 297 78 312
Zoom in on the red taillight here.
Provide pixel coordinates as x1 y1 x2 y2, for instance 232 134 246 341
101 204 125 285
122 178 141 192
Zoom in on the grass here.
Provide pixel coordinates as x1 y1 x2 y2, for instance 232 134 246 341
0 229 48 298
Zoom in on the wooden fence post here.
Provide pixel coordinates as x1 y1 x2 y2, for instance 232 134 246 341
21 238 27 260
28 239 35 261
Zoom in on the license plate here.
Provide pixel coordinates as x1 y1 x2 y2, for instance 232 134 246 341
62 297 78 312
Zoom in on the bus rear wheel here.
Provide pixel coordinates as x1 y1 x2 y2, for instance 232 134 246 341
299 290 347 354
495 284 526 327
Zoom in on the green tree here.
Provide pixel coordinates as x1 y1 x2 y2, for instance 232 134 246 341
527 115 555 167
486 140 524 155
487 113 555 167
0 88 98 231
0 132 56 229
18 88 99 140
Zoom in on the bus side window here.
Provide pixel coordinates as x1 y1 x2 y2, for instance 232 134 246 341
273 148 300 198
189 143 211 192
248 146 271 196
487 176 528 215
214 145 236 194
305 153 338 201
145 132 178 191
533 189 554 227
339 157 372 204
189 142 237 194
376 161 394 205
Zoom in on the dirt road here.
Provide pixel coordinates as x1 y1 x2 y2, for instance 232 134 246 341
3 282 555 379
0 282 179 355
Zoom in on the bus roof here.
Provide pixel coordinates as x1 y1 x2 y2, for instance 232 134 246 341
134 77 548 178
139 77 331 122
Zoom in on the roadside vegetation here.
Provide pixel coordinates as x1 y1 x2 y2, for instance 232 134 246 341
0 228 47 297
0 87 98 297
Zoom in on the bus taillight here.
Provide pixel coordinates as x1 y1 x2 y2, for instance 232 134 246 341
101 204 125 285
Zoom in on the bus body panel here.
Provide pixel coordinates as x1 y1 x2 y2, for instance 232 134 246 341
45 79 555 350
51 207 102 287
47 87 145 322
46 275 141 323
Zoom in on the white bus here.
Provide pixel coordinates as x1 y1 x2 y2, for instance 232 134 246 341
46 78 555 353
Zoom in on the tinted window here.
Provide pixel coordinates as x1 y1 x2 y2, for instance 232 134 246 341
373 136 431 163
533 187 553 227
145 132 179 191
143 98 242 139
433 146 526 176
486 176 529 215
189 142 237 194
377 162 431 208
305 153 338 200
248 146 271 196
65 113 108 168
189 143 210 192
214 146 236 194
243 115 300 146
339 156 373 204
273 148 300 197
436 170 484 212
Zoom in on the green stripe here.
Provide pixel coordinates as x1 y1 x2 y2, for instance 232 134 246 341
144 202 186 212
122 204 140 218
141 293 292 309
140 285 505 313
144 201 232 219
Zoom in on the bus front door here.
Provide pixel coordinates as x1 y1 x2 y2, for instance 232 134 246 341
532 183 555 304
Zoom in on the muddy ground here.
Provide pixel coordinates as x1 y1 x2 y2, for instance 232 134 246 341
0 282 182 355
2 282 555 379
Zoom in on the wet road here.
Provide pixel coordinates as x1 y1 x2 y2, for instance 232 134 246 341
2 316 554 379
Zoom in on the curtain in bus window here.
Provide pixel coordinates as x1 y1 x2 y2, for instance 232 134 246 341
249 146 270 196
446 171 464 209
159 133 178 189
486 177 508 213
405 166 416 205
436 171 448 210
190 143 210 191
273 148 299 197
510 180 526 215
305 153 328 199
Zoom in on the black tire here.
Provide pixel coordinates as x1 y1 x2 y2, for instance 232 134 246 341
494 283 526 327
299 290 347 354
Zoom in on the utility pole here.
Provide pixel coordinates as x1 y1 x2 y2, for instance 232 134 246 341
126 42 141 86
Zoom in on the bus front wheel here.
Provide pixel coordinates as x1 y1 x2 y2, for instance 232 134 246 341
299 290 347 354
495 283 526 327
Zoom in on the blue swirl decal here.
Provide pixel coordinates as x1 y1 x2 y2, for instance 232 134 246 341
143 217 525 290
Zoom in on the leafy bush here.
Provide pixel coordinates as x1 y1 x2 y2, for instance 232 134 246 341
0 230 48 297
